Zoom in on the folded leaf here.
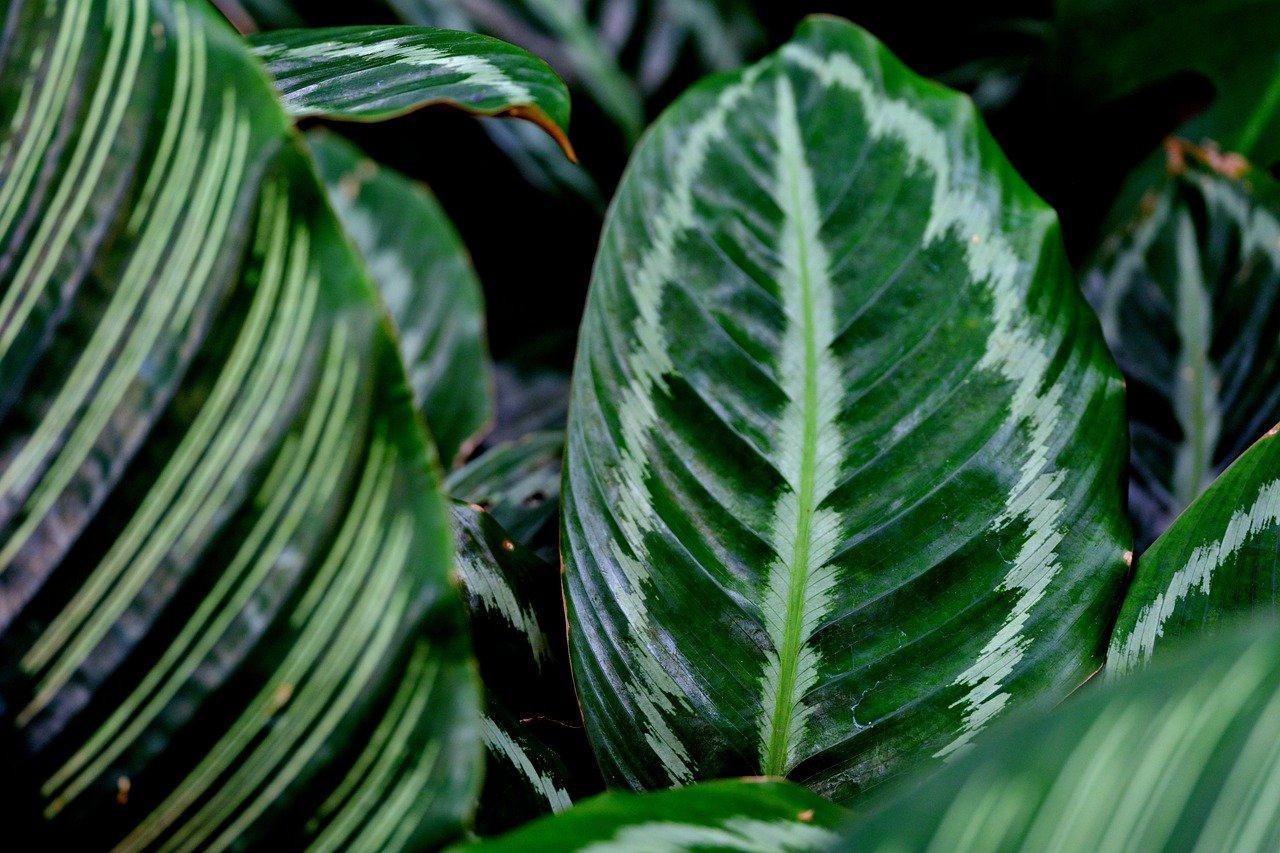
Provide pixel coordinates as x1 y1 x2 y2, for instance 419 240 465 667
1108 424 1280 676
309 129 494 467
845 616 1280 851
562 14 1129 801
1084 141 1280 549
0 0 479 847
465 778 845 852
248 25 574 158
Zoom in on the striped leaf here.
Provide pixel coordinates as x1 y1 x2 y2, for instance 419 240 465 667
1108 424 1280 677
845 615 1280 851
247 25 574 157
447 430 563 547
309 129 494 467
562 15 1130 802
1084 141 1280 550
451 503 600 834
465 778 845 852
0 0 480 847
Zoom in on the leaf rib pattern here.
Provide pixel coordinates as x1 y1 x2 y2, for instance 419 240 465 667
563 15 1128 801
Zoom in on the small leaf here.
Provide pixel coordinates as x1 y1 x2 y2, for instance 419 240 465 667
1083 141 1280 549
248 25 575 157
308 129 495 467
447 431 564 547
563 14 1129 801
1108 425 1280 677
844 616 1280 851
464 778 846 852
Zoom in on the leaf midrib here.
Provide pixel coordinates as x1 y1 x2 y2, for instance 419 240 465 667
764 90 823 776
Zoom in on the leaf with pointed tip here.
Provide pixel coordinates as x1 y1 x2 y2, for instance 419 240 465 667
562 15 1130 802
464 778 845 852
1084 143 1280 550
1107 425 1280 677
308 129 494 467
247 25 575 157
0 0 480 847
846 616 1280 851
447 431 563 546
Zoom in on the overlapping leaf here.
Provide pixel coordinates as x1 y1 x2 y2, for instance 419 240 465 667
845 616 1280 851
0 0 480 847
248 25 574 157
1083 142 1280 549
447 430 563 546
562 15 1129 802
309 130 494 467
466 778 845 852
1108 424 1280 676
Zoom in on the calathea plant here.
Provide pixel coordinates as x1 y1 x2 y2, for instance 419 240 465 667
4 0 1280 850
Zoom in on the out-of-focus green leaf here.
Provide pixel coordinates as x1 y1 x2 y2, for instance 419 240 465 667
1107 425 1280 677
1052 0 1280 168
465 778 845 852
447 431 563 546
843 616 1280 851
308 129 494 467
248 25 575 157
0 0 480 847
563 15 1129 802
1083 141 1280 549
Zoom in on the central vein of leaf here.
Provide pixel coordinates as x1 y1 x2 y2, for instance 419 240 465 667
765 77 824 777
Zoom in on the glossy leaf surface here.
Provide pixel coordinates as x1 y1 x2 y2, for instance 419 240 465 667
248 25 574 157
0 0 479 847
845 617 1280 851
1084 142 1280 549
1108 425 1280 676
562 15 1129 802
467 778 844 852
309 129 494 467
447 430 563 546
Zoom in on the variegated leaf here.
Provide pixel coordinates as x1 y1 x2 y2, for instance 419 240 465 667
0 0 480 847
1083 141 1280 550
846 616 1280 851
451 502 601 834
447 430 563 547
1108 424 1280 677
309 129 494 467
562 15 1130 801
465 778 845 852
248 25 574 158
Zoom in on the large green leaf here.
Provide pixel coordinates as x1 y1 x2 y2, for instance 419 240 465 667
0 0 480 847
308 129 494 467
1083 142 1280 550
466 778 845 852
562 15 1129 802
1051 0 1280 168
1107 425 1280 677
247 25 574 157
843 615 1280 851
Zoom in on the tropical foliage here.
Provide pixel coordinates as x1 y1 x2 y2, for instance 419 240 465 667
4 0 1280 850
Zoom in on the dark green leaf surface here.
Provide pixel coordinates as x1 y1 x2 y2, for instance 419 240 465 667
1108 425 1280 677
0 0 479 847
451 502 599 834
1052 0 1280 168
1083 143 1280 549
844 616 1280 851
447 430 563 546
466 778 845 852
562 15 1129 802
248 25 575 157
309 129 494 467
